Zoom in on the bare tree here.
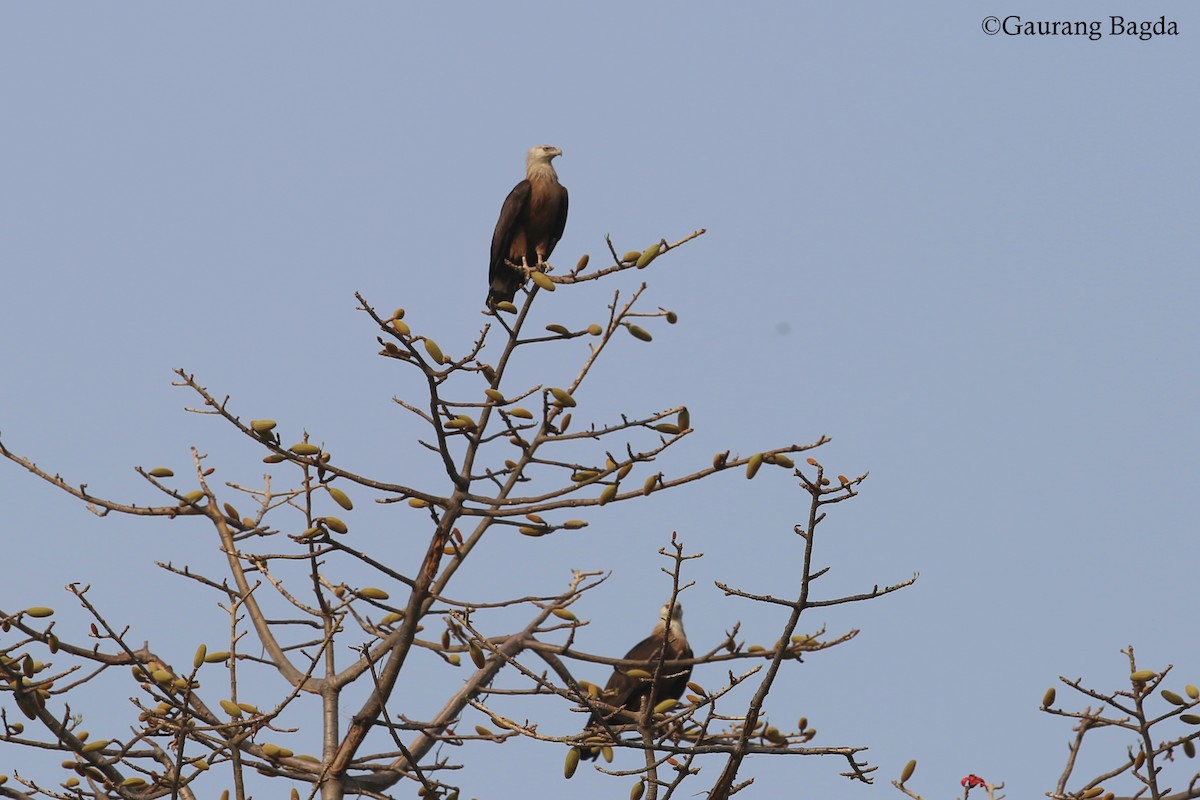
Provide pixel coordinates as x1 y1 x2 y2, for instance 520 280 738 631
893 647 1200 800
0 232 912 799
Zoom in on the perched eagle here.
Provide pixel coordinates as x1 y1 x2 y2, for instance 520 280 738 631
579 601 693 760
487 144 569 306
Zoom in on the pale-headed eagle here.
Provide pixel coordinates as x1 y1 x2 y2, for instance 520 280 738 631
487 144 569 306
579 601 693 760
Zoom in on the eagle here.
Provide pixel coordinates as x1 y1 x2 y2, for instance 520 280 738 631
487 144 569 306
579 601 693 760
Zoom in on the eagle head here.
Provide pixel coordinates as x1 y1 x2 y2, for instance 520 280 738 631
658 601 685 630
527 144 563 167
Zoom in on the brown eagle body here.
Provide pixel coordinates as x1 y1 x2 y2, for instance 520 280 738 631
580 602 692 760
487 144 569 306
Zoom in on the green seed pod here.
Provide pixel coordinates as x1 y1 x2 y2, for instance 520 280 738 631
764 726 787 745
677 408 690 429
322 516 348 534
204 651 230 664
193 644 207 669
1188 684 1200 700
630 780 645 800
391 319 411 336
653 423 680 434
519 526 548 536
357 587 389 601
550 387 576 407
774 454 795 468
746 453 763 479
901 759 916 783
470 643 486 668
474 725 493 737
572 470 599 482
328 487 353 510
1181 714 1200 725
485 388 506 403
1163 689 1186 705
121 778 147 788
391 307 406 321
424 338 446 364
563 520 587 529
1185 739 1196 758
602 746 613 763
576 254 589 270
250 419 277 433
447 653 461 666
642 474 658 495
625 668 652 679
148 467 174 478
408 497 428 508
564 747 581 779
444 417 474 430
263 453 286 463
508 407 533 419
24 607 54 618
81 739 110 753
1081 788 1103 799
1042 687 1056 707
222 502 240 520
380 612 404 625
495 300 517 314
653 698 678 715
687 681 706 695
621 250 642 263
635 244 661 269
1131 670 1157 683
552 608 577 621
530 271 555 291
180 490 205 505
587 323 603 336
599 485 618 505
290 443 321 456
627 324 652 342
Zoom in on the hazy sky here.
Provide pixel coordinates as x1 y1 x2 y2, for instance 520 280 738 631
2 3 1197 798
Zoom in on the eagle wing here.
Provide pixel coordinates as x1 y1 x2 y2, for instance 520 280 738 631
487 180 531 305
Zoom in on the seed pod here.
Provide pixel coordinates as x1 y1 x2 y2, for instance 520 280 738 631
587 323 603 336
485 388 506 403
205 651 230 664
263 453 286 463
653 423 680 434
495 300 517 314
81 739 110 753
150 669 173 684
380 612 404 625
220 700 243 718
530 271 555 291
677 408 690 429
573 470 599 482
599 485 618 505
519 526 548 536
1185 739 1196 758
121 778 147 788
627 324 652 342
47 635 59 654
653 698 678 715
1131 670 1157 683
444 417 474 430
747 644 765 653
236 702 260 714
642 474 658 495
665 311 678 324
564 747 581 778
774 454 795 468
391 318 411 336
1163 689 1186 705
1042 687 1056 707
469 643 486 668
552 608 577 621
602 746 614 763
357 587 389 601
1082 788 1104 799
424 338 446 364
508 407 533 419
563 520 587 529
1188 684 1200 700
901 759 916 783
1133 749 1145 768
635 244 661 269
687 681 706 696
180 490 204 505
193 645 207 669
1181 714 1200 725
148 467 174 478
630 780 645 800
328 487 353 510
713 451 729 469
621 250 642 263
625 669 652 679
764 726 788 745
550 387 576 407
221 503 239 521
407 497 429 508
323 516 349 534
24 607 54 618
746 453 763 479
290 443 321 457
250 419 277 433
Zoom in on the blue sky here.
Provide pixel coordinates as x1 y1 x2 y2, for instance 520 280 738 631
2 2 1197 797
